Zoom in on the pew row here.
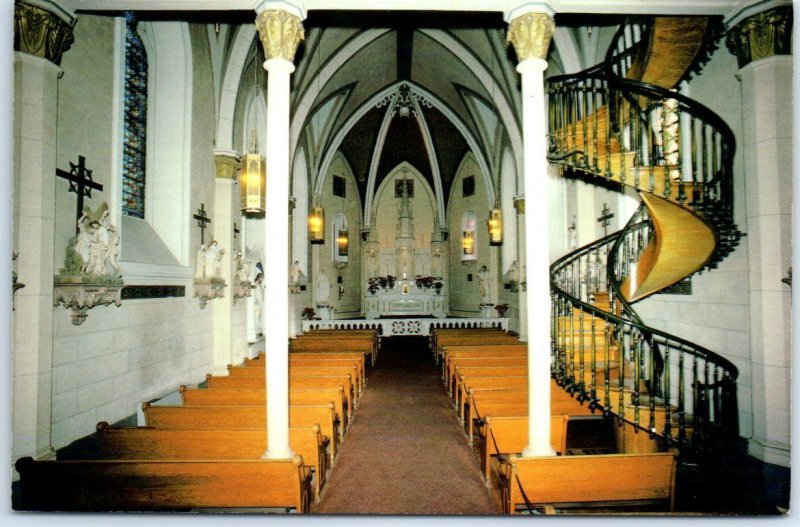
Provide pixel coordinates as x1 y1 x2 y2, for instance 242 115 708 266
465 386 594 443
245 352 367 390
15 455 313 512
243 355 365 392
291 335 376 365
143 403 340 461
95 421 329 500
446 357 527 396
495 452 677 514
431 331 518 364
227 364 359 401
481 415 569 482
441 344 527 381
206 373 357 411
181 385 349 434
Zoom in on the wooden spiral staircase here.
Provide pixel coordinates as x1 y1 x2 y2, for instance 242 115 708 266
548 17 744 456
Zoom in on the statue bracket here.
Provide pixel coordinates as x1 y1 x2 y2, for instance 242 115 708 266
193 279 226 308
53 277 124 326
233 280 252 304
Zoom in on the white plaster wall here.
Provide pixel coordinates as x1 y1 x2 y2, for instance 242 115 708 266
45 17 222 451
51 298 214 449
317 155 362 317
632 46 753 440
54 15 116 270
448 155 492 316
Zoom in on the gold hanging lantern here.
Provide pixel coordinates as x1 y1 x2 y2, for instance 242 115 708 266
336 227 349 256
487 207 502 246
309 203 325 244
240 152 266 215
462 230 475 255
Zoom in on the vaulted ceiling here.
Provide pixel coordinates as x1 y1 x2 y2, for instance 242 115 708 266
291 11 520 215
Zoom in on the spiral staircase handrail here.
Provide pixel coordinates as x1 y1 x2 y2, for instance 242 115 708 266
550 232 740 380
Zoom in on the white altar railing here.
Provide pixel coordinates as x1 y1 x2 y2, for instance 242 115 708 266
300 317 509 337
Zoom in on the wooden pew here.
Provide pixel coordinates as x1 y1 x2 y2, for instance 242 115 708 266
452 365 529 404
180 386 350 440
495 452 677 514
457 378 586 421
481 415 569 482
465 387 593 443
293 352 366 389
15 455 312 512
228 364 359 400
446 357 527 396
291 336 376 365
95 422 329 499
180 385 349 434
244 353 366 391
454 376 528 416
143 403 340 460
206 374 357 410
441 344 527 380
432 331 517 363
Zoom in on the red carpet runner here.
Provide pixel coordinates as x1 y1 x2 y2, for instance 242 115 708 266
313 337 497 515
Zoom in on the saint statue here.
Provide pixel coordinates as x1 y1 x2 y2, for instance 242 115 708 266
253 272 264 336
195 245 207 279
431 245 443 278
106 225 122 277
75 211 91 265
291 260 301 284
204 241 224 279
316 272 330 306
84 214 110 276
478 265 491 304
366 247 379 278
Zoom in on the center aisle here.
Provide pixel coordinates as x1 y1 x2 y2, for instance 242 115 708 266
313 336 498 515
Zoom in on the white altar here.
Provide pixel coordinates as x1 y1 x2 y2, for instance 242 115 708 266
363 287 447 318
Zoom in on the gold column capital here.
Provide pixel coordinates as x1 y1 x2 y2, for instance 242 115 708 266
14 1 75 66
725 6 793 68
255 9 304 62
214 152 241 180
513 197 525 215
507 12 555 62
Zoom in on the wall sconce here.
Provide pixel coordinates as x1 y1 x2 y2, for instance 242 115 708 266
309 203 325 244
462 230 475 255
336 227 349 256
487 207 502 246
240 152 266 215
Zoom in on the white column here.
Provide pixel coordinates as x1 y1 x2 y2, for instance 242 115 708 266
213 150 241 367
726 5 793 467
514 197 528 340
508 10 557 457
12 1 75 464
256 6 304 460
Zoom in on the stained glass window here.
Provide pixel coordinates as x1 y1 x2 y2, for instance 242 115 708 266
122 12 147 219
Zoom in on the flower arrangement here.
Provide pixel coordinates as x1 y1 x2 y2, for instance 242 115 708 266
415 275 444 293
368 275 396 294
302 307 316 320
495 303 509 317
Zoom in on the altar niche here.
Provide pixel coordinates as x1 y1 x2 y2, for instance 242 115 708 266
367 168 443 280
364 168 447 318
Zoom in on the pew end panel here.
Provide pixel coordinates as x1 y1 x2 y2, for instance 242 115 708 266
14 455 313 513
494 452 678 514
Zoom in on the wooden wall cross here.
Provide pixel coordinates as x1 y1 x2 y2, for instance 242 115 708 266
233 223 240 239
56 155 104 233
193 204 211 245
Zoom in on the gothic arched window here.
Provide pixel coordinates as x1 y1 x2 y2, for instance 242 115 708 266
121 12 147 219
